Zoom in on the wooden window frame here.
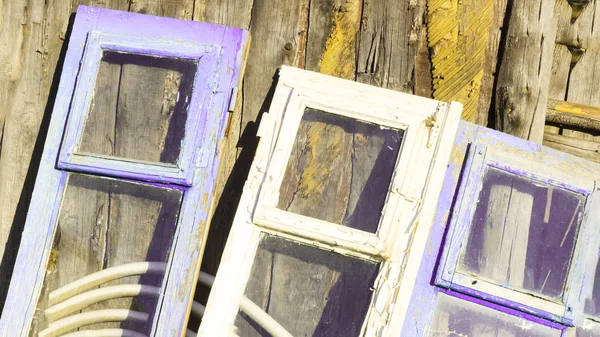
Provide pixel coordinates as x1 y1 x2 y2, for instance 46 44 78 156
578 189 600 331
57 30 221 186
401 122 600 337
435 138 598 325
0 6 249 337
199 66 462 336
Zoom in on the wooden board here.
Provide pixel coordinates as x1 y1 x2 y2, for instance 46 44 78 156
494 0 557 143
543 0 600 162
0 0 76 309
356 0 429 95
427 0 497 123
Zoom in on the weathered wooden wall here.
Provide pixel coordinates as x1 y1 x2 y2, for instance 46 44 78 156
2 0 600 328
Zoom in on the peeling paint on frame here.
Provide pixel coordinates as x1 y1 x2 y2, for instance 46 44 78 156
401 122 600 337
199 66 462 336
0 6 249 337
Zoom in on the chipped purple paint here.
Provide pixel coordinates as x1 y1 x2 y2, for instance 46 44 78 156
57 30 222 186
439 289 568 331
0 6 248 337
434 142 487 289
487 160 592 195
400 121 477 337
434 127 590 325
400 122 600 336
449 283 572 325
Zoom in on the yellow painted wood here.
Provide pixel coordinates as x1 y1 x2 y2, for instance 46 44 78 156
319 0 362 79
428 0 494 122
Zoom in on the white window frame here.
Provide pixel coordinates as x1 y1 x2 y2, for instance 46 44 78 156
198 66 462 336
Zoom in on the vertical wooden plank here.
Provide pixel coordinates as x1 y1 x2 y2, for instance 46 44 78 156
494 0 556 143
103 182 181 333
478 0 509 126
316 0 361 79
427 0 497 123
0 0 85 310
547 44 572 101
108 0 193 331
232 0 310 334
356 0 429 94
194 0 254 29
241 0 306 126
304 0 337 72
564 2 600 107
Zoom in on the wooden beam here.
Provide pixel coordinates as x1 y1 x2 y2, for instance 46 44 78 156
546 99 600 131
495 0 557 143
544 133 600 163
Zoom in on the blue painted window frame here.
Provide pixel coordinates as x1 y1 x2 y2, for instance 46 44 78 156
401 122 600 337
57 31 222 186
435 143 597 325
0 5 248 337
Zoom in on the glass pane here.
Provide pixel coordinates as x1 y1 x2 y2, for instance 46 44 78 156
234 234 379 337
78 50 196 164
427 293 562 337
459 167 585 299
277 108 403 233
30 173 183 335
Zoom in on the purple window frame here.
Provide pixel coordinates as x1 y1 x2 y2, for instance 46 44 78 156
57 30 221 185
400 121 600 337
0 5 248 337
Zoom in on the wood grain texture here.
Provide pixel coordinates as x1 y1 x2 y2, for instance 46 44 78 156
428 0 494 123
241 0 305 126
477 183 532 290
240 234 377 337
356 0 429 94
33 176 182 333
31 52 118 332
494 0 556 143
543 0 600 164
477 0 509 127
544 133 600 163
546 99 600 131
0 0 75 306
317 0 360 78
